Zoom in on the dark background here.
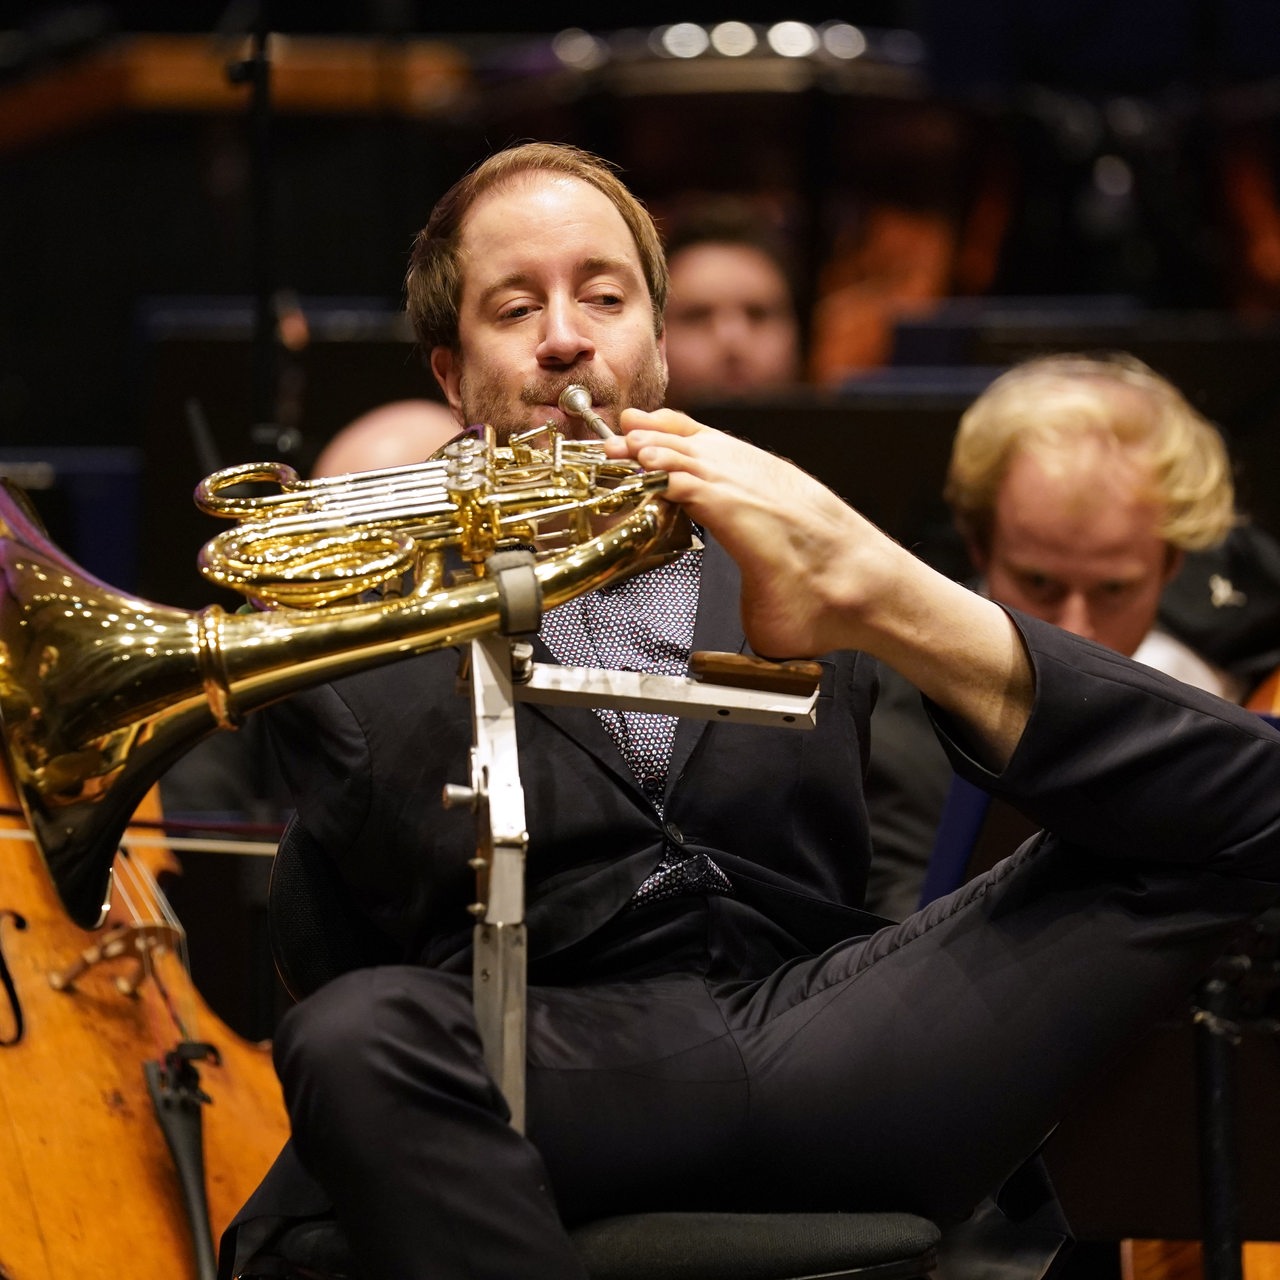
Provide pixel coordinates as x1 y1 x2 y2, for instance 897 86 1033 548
7 1 1280 604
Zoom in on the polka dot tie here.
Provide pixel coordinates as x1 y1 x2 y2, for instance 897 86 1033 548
539 545 733 906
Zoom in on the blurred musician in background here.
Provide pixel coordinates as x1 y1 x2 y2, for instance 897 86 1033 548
660 197 804 407
864 352 1251 923
309 397 460 477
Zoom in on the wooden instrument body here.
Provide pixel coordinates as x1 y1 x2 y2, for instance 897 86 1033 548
0 784 288 1279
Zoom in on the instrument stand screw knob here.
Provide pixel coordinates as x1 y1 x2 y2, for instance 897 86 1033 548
510 641 534 683
442 784 477 810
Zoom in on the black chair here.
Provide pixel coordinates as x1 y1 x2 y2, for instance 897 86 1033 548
239 817 941 1280
254 1207 940 1280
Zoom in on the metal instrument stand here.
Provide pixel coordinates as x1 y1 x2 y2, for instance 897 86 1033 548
446 633 532 1130
450 632 822 1133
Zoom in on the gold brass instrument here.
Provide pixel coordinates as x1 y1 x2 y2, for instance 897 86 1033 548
0 413 690 930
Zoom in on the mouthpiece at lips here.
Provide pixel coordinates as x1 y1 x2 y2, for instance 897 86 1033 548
557 386 613 438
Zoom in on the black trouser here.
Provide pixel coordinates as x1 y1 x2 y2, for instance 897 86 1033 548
259 832 1279 1280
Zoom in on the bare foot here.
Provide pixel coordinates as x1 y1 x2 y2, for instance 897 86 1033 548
607 409 1034 766
609 409 897 658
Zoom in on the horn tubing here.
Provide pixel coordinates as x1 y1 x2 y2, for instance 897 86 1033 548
0 479 688 929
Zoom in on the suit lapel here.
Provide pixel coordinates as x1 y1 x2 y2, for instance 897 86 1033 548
668 536 745 787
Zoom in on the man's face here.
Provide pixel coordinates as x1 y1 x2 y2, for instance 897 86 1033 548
663 243 800 406
430 173 667 441
972 443 1182 656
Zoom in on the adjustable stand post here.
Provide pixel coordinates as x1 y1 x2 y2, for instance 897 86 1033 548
1193 909 1280 1280
1195 968 1244 1280
451 632 530 1131
226 5 277 433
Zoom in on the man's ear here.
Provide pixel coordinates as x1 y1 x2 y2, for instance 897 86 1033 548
963 532 989 576
657 325 669 379
1162 545 1186 586
430 346 463 416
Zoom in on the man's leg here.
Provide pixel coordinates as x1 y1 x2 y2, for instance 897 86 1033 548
266 843 1280 1272
272 965 590 1280
724 833 1280 1224
271 960 753 1277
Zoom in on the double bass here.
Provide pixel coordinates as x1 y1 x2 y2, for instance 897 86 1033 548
0 781 289 1279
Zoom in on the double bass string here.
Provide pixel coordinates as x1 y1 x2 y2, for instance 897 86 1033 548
0 825 278 857
110 847 200 1047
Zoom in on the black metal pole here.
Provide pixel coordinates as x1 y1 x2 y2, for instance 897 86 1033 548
227 6 277 438
1194 970 1244 1280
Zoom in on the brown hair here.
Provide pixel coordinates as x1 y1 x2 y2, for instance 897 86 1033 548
405 141 668 354
662 195 799 309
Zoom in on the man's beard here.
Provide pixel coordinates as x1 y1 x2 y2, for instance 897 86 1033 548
459 355 667 442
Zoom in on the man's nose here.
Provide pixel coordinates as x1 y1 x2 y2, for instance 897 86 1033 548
537 299 595 365
711 310 751 350
1054 593 1097 642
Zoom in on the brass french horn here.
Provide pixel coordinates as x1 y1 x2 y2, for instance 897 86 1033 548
0 413 689 929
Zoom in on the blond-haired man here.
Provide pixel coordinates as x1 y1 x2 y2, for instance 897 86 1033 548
866 353 1244 920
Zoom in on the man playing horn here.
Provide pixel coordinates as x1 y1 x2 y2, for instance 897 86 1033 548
221 142 1280 1280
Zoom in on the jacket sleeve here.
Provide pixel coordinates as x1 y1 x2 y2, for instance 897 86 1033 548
927 610 1280 883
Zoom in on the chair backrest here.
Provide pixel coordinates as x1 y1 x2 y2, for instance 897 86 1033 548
268 814 398 1002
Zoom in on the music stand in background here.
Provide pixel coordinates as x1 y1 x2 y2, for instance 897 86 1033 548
0 446 143 593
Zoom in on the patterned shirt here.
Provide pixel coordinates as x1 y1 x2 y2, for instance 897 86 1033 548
538 545 734 905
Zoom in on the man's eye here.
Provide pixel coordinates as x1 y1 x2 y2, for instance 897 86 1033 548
500 303 534 320
1019 574 1060 601
671 306 711 326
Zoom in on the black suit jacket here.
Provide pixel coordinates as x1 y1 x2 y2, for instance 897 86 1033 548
263 536 886 976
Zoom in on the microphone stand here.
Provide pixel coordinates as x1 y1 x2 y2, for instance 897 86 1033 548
226 3 301 459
